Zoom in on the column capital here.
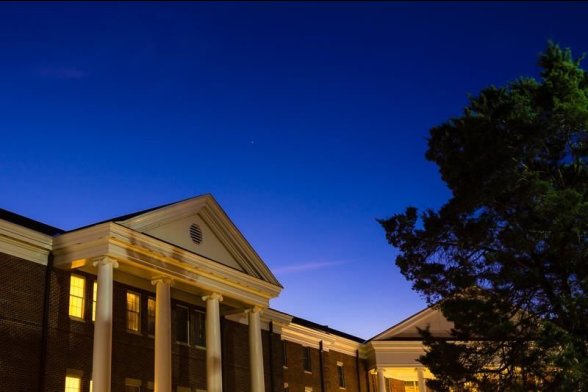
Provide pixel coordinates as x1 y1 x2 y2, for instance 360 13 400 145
244 305 264 315
151 276 174 286
202 292 223 302
92 256 119 268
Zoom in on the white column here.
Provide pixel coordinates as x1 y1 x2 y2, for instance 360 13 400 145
377 368 386 392
92 256 118 392
152 277 173 392
417 368 426 392
203 293 223 392
247 306 265 392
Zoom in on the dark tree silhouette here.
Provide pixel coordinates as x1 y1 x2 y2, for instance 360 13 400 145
380 43 588 391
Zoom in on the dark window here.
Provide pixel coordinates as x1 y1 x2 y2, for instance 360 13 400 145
191 310 206 347
303 347 312 372
282 341 288 367
338 364 346 388
176 305 189 344
147 297 156 335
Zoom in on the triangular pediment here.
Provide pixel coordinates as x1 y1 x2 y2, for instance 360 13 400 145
115 194 281 287
371 306 454 341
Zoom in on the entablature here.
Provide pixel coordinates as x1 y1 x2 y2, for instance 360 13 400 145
52 222 282 309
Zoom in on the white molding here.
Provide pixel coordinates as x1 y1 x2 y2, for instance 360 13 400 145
0 218 53 265
224 308 293 333
52 222 282 308
281 322 364 357
116 194 282 287
369 306 452 341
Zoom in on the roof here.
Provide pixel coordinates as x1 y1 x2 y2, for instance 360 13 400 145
291 315 365 343
66 195 203 233
0 208 64 236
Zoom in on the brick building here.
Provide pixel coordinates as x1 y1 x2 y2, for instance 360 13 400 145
0 194 448 392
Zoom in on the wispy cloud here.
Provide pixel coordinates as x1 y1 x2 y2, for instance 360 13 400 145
35 66 86 79
273 260 351 275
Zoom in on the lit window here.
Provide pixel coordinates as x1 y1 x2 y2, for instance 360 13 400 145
127 291 141 332
125 378 141 392
303 347 312 372
403 380 418 392
337 362 346 388
64 375 81 392
176 305 189 344
89 380 92 392
191 310 206 347
69 275 85 319
282 340 288 367
305 387 313 392
92 281 97 322
147 297 156 335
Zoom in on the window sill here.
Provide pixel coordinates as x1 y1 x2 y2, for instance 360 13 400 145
69 316 86 323
126 329 143 336
304 370 312 374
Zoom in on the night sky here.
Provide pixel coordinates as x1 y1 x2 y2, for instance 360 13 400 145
1 2 587 339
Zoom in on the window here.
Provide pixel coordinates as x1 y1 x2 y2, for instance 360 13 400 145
147 297 156 335
282 340 288 367
125 378 141 392
92 281 97 322
337 362 346 388
65 372 82 392
69 275 85 319
191 309 206 347
303 347 312 372
126 291 141 332
403 380 419 392
176 305 189 344
305 387 313 392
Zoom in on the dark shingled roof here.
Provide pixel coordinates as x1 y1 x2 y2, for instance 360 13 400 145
0 208 64 236
292 316 365 343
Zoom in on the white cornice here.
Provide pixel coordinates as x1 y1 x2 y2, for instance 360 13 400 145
281 322 365 358
52 222 282 307
116 194 282 287
224 308 293 333
0 218 53 265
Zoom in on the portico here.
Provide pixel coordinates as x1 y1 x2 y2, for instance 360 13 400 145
365 307 453 392
51 195 283 392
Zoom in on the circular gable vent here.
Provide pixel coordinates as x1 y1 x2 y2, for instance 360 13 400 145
189 223 203 245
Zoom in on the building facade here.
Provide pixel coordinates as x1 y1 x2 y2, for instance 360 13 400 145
0 195 449 392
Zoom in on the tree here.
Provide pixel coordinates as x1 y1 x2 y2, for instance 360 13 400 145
379 43 588 391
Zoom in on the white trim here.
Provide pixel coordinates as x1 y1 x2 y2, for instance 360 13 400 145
117 194 282 287
0 218 53 265
52 222 282 308
370 306 452 341
281 322 364 357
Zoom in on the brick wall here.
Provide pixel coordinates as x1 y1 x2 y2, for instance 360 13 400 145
0 252 47 392
0 257 371 392
282 338 369 392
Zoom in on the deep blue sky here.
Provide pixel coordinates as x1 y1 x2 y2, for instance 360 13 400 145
1 2 587 339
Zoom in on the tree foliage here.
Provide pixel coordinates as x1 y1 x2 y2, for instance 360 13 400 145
379 43 588 391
